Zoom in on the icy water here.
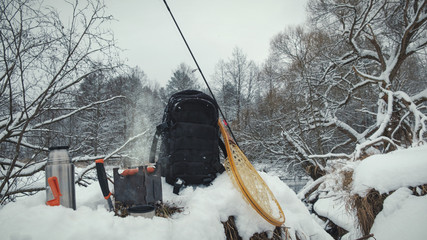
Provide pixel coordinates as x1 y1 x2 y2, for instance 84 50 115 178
280 177 309 193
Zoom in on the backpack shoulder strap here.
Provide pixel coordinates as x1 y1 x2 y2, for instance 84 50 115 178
213 160 225 174
149 122 168 164
219 137 227 159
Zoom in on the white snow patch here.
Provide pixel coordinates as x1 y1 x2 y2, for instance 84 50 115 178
313 196 356 232
352 145 427 196
260 172 334 240
371 187 427 240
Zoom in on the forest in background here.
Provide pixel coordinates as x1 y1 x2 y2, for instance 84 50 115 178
1 0 426 205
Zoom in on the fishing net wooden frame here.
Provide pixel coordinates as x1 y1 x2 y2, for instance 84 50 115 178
219 121 285 226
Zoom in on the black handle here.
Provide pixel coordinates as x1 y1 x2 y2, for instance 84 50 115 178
95 159 114 211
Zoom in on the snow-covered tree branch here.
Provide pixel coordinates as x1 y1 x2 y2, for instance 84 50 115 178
0 0 121 204
251 0 427 179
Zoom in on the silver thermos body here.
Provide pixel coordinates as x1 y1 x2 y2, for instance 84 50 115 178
45 146 76 210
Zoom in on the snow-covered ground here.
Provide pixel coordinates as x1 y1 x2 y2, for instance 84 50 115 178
302 145 427 240
352 145 427 195
1 145 426 240
353 145 427 239
0 171 331 240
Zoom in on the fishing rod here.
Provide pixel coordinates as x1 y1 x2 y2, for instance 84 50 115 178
162 0 239 144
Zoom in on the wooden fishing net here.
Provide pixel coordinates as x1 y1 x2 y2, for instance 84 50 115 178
220 121 285 226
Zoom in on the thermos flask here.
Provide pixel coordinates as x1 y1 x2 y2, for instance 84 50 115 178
45 146 76 210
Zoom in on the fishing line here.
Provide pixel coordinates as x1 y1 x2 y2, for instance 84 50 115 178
162 0 239 145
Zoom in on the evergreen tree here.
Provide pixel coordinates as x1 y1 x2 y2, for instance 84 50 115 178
166 63 200 95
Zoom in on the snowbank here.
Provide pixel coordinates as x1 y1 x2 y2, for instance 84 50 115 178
313 196 356 232
352 145 427 195
4 146 426 240
0 172 332 240
371 187 427 239
304 145 427 239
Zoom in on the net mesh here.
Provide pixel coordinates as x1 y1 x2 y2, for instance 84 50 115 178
224 142 285 226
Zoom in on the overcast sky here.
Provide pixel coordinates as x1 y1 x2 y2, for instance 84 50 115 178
102 0 308 86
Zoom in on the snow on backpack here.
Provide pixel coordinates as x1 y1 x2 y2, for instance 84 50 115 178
149 89 226 194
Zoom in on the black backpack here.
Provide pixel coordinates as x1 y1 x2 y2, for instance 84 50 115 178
149 90 226 194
